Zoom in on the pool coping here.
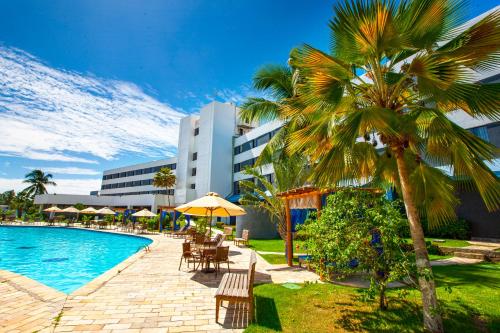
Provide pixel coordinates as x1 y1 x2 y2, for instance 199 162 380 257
0 225 159 297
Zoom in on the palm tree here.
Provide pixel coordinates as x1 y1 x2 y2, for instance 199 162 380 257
0 190 15 206
239 155 310 239
153 167 176 207
283 1 500 331
240 64 308 165
22 170 56 198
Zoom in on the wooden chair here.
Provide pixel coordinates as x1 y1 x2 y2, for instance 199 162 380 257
178 242 199 270
234 229 249 247
172 225 189 238
206 246 230 276
223 226 234 240
215 251 257 323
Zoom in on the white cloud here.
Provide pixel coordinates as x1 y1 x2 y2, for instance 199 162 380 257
0 46 186 162
0 177 101 195
23 166 100 176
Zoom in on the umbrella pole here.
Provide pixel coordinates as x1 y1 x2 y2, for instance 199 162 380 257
209 209 213 235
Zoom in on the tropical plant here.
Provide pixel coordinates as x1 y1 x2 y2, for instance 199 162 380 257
22 169 56 198
298 190 414 309
239 154 310 238
10 191 33 218
280 1 500 331
0 190 15 206
153 167 176 206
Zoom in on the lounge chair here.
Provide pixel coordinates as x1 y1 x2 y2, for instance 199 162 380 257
172 225 189 238
234 229 249 247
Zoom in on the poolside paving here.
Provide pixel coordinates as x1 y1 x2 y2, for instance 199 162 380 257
1 231 319 333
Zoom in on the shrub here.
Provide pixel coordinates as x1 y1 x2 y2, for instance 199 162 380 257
298 189 415 310
215 221 225 229
399 218 471 240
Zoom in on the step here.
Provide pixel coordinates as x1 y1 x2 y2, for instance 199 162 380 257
453 252 486 260
440 246 496 255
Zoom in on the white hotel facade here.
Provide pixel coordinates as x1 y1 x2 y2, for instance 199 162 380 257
35 6 500 238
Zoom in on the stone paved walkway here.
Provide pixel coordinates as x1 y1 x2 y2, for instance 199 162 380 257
1 231 319 333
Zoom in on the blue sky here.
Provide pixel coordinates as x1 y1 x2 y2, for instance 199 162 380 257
0 0 497 194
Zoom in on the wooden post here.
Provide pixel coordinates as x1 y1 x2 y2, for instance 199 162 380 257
285 198 293 267
316 193 322 218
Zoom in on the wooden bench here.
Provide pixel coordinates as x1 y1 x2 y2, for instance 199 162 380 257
215 251 257 323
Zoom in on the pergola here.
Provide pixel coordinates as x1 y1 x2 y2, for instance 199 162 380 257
277 186 383 266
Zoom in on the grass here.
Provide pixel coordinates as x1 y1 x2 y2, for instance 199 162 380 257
404 237 471 248
246 263 500 333
428 254 453 261
249 239 306 253
259 254 299 265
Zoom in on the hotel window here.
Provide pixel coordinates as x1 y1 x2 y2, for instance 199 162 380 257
143 167 152 174
191 168 197 176
234 146 241 155
119 172 126 178
134 169 143 176
233 163 240 173
190 184 196 189
233 181 240 194
240 141 253 153
192 152 197 161
194 127 200 136
255 133 271 146
469 126 490 142
126 171 134 177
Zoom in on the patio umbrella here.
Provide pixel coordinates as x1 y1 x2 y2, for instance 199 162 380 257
96 207 115 215
132 209 156 217
44 206 62 212
175 192 246 233
62 206 80 222
80 207 98 214
44 205 62 220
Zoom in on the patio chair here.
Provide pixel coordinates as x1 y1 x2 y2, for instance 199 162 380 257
234 229 250 247
178 242 200 271
206 246 230 276
223 226 234 240
172 225 189 238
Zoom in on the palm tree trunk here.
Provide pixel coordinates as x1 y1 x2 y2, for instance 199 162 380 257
395 151 443 333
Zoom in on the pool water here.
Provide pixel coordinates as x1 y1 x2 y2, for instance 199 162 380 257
0 226 152 293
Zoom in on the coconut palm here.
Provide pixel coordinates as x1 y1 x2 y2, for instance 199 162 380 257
240 64 309 165
283 1 500 331
239 155 310 238
22 170 56 198
153 167 176 206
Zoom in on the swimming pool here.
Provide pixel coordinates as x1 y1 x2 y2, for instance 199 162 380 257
0 226 152 293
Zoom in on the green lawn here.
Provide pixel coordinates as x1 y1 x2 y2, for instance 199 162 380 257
249 239 306 253
405 237 470 248
259 254 299 265
428 254 453 261
246 263 500 333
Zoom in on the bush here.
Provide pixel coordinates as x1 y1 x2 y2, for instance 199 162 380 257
215 221 225 229
399 218 471 240
298 189 415 310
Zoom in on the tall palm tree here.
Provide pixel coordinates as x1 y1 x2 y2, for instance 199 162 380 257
22 170 56 198
153 167 176 207
239 155 310 239
283 1 500 331
240 64 307 165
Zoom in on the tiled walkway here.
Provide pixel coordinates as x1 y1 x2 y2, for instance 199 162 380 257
1 232 319 333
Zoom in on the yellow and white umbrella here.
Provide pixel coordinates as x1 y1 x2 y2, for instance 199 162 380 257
175 192 246 233
132 209 156 217
44 206 62 212
80 207 98 214
62 206 80 213
96 207 115 215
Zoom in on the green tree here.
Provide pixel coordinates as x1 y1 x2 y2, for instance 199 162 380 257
298 190 414 310
153 167 176 207
283 1 500 331
239 155 310 239
10 191 33 218
22 169 56 198
0 190 15 206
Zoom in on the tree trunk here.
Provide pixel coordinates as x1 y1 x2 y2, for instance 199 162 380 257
379 283 387 310
395 151 444 333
